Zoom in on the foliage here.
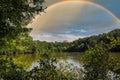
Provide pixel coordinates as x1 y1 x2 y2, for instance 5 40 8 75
1 28 120 54
0 0 45 38
82 40 120 80
108 57 120 76
24 29 120 53
57 61 83 80
0 56 26 80
0 54 82 80
24 53 82 80
0 1 120 80
82 45 109 80
26 53 59 80
66 29 120 52
0 0 45 53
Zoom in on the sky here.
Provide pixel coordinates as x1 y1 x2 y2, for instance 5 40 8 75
45 0 120 19
27 0 120 42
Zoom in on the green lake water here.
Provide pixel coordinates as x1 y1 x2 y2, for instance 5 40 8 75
14 52 120 69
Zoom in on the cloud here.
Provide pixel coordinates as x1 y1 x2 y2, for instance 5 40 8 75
28 1 120 42
80 29 87 33
31 33 86 42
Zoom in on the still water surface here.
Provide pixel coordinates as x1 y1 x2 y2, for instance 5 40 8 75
14 52 120 69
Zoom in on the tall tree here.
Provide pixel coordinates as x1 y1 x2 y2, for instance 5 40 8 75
0 0 45 52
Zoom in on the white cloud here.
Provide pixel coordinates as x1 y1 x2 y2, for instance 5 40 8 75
31 33 87 42
80 29 87 33
28 1 120 42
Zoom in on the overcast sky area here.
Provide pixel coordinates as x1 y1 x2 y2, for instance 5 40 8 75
27 0 120 42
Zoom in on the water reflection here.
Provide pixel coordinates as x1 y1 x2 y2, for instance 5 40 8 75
14 52 120 79
14 52 120 69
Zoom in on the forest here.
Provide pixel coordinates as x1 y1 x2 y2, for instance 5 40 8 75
0 0 120 80
4 28 119 54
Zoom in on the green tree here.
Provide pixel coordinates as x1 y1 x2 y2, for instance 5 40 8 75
82 36 120 80
0 0 46 79
25 53 67 80
0 0 45 53
0 56 26 80
82 44 109 80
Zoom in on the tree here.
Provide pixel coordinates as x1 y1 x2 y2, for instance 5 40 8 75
82 36 120 80
25 53 67 80
0 56 26 80
0 0 45 38
0 0 45 78
0 0 45 53
82 44 109 80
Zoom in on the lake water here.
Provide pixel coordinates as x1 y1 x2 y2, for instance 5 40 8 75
14 52 120 69
14 52 120 79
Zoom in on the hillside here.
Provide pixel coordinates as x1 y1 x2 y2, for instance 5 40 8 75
66 29 120 52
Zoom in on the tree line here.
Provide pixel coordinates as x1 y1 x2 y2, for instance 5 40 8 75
66 29 120 52
6 28 120 54
0 0 120 80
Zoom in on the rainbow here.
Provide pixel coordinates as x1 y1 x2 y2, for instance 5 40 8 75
48 0 120 22
27 0 120 27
